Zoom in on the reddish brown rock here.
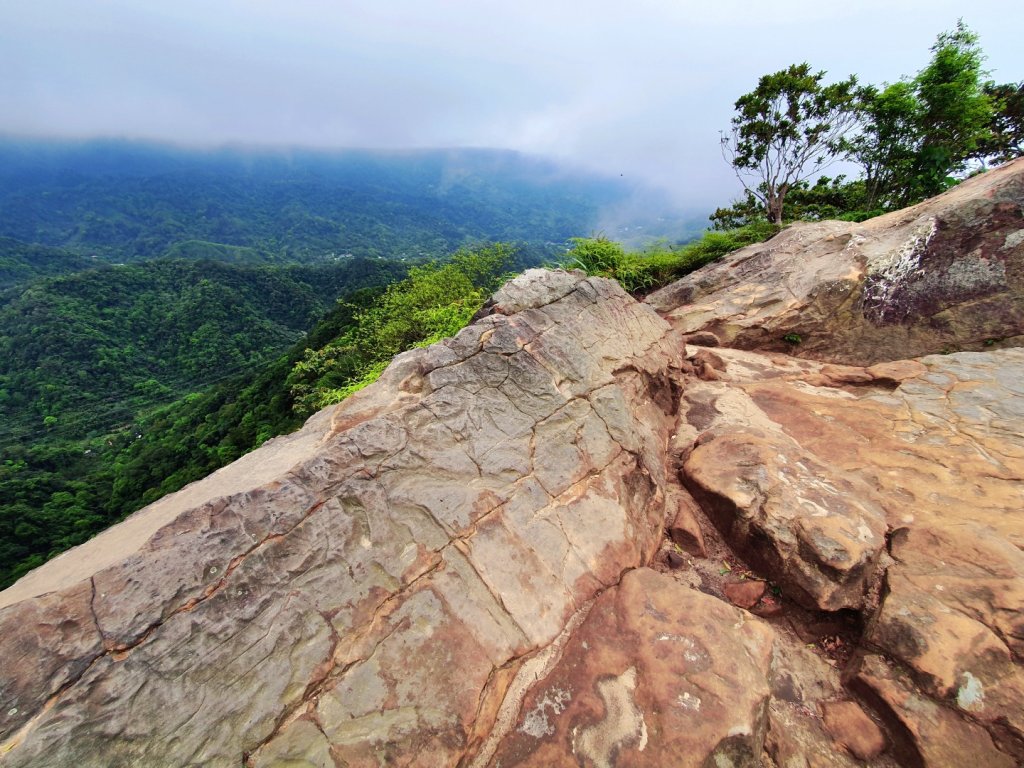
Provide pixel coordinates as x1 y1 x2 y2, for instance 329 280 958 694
867 532 1024 744
674 344 1024 760
681 330 721 347
851 654 1016 768
690 347 728 381
821 700 886 761
764 634 865 768
666 549 687 569
724 579 767 609
864 359 927 385
667 492 707 558
485 568 775 767
682 415 888 611
0 580 102 739
818 363 876 385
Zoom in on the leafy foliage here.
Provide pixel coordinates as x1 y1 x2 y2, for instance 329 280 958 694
721 63 859 225
0 257 402 445
977 81 1024 164
847 80 924 209
913 21 994 193
848 21 997 207
564 222 778 293
722 22 1017 224
287 243 516 414
710 176 881 229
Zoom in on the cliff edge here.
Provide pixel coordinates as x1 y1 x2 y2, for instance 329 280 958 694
1 159 1023 767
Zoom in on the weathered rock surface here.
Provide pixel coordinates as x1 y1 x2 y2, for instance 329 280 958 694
486 567 775 767
673 344 1024 764
820 700 886 761
3 162 1024 767
648 157 1024 365
0 270 679 766
850 654 1016 767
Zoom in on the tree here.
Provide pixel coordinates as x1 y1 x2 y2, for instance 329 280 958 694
847 81 921 208
848 21 995 206
709 176 874 229
912 20 994 197
976 81 1024 164
721 63 859 225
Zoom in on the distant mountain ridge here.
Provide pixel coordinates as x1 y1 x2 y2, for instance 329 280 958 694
0 236 94 288
0 138 690 263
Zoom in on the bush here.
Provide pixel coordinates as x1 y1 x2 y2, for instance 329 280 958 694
286 243 516 414
564 221 778 293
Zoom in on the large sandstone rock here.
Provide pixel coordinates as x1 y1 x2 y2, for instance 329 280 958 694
0 270 679 767
648 157 1024 365
673 344 1024 764
485 567 775 768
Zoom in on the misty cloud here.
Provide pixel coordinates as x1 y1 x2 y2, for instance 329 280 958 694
1 0 1021 208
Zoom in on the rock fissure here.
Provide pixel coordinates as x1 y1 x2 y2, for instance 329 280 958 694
110 496 330 653
242 608 342 767
462 581 614 768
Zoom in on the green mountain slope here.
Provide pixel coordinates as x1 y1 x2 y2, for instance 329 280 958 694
0 139 644 263
0 236 95 288
0 256 402 444
0 245 515 589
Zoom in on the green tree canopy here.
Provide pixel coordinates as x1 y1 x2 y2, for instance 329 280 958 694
286 242 517 415
721 63 859 225
848 21 995 207
847 80 921 209
913 20 994 196
976 81 1024 164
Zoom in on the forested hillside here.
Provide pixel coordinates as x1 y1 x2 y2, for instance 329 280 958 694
0 139 699 587
0 256 402 443
0 256 405 584
0 246 507 587
0 140 678 263
0 237 94 288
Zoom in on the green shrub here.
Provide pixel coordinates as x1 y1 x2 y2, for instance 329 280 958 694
564 221 778 294
565 236 628 276
286 243 516 414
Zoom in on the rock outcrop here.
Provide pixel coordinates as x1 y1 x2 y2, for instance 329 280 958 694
1 159 1023 767
672 344 1024 766
648 157 1024 365
0 270 679 767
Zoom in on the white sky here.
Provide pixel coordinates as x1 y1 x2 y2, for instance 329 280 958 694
1 1 1022 207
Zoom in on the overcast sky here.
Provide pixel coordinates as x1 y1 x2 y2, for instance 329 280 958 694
2 1 1022 208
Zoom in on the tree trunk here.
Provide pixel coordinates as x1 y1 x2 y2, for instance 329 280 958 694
766 183 788 226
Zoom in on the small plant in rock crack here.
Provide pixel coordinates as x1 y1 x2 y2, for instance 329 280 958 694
782 332 802 345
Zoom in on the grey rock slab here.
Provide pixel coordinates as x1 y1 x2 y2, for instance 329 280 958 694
0 269 677 767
